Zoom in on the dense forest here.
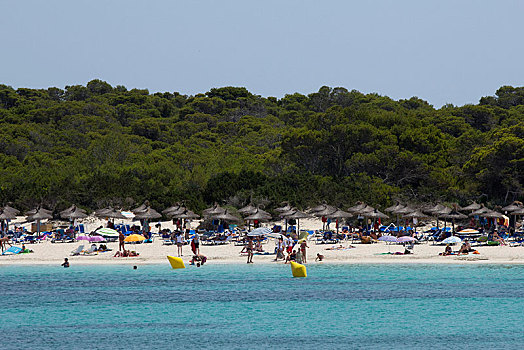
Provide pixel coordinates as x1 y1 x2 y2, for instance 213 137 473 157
0 80 523 213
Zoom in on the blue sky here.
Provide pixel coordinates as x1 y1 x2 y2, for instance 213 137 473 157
1 0 523 107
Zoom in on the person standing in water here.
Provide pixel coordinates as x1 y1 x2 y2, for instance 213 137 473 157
191 232 200 255
247 237 254 264
176 231 184 257
300 239 309 263
61 258 69 268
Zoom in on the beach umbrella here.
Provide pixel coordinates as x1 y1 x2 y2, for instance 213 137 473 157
60 205 86 217
442 236 462 244
212 210 241 222
366 209 389 234
133 206 161 234
0 209 17 235
76 235 91 241
326 209 352 233
132 202 149 214
244 208 272 222
397 236 417 243
275 203 293 213
378 235 397 242
385 201 405 213
501 203 522 212
247 227 272 237
26 207 53 236
443 210 467 234
124 234 146 242
170 209 200 220
469 205 489 217
284 210 310 236
312 205 336 230
2 205 19 215
403 210 428 233
462 202 481 211
162 203 184 214
238 204 257 215
88 235 105 242
96 227 119 238
203 204 226 217
347 202 367 213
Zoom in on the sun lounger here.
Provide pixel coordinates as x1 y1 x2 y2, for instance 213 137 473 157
2 246 22 255
71 245 85 256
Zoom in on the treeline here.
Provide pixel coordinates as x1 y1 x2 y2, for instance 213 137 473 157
0 80 523 213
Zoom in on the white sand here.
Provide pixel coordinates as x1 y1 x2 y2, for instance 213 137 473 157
3 216 524 266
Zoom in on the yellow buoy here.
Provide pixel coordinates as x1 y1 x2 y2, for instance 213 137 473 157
290 261 307 278
167 256 185 269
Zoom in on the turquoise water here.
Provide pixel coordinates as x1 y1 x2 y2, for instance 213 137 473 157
1 263 524 349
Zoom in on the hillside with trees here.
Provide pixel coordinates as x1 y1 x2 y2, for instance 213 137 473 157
0 80 523 212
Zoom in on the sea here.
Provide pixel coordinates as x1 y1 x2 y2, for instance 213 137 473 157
1 263 524 349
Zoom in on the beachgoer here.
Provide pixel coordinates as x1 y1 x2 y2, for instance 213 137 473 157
247 237 254 263
492 230 506 246
285 234 294 254
176 232 184 256
296 249 303 264
300 240 309 263
191 232 200 255
441 244 452 256
61 258 69 268
118 231 125 252
133 265 137 270
285 250 297 264
275 237 285 261
315 253 324 262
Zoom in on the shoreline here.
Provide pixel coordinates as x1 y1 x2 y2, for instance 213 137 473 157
2 237 524 266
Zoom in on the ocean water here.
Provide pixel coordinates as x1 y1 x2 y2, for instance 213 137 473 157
1 263 524 350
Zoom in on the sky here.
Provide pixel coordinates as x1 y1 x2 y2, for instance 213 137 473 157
1 0 523 107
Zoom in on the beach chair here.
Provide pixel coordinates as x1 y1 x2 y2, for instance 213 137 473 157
70 245 85 256
78 224 85 234
82 245 97 255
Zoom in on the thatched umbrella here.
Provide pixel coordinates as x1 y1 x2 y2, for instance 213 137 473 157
162 203 185 214
60 205 86 217
244 209 272 228
347 202 369 213
0 209 17 235
385 201 404 213
238 204 257 215
403 210 428 234
469 205 489 217
203 204 226 217
275 203 293 213
26 207 53 236
366 209 389 234
313 205 337 230
2 205 20 215
133 206 162 234
212 210 241 222
284 210 310 236
326 208 352 233
132 202 150 214
61 206 88 237
173 209 200 220
434 206 452 231
442 210 467 234
462 202 482 211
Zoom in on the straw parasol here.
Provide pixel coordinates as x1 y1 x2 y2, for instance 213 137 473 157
212 209 241 222
385 201 405 213
0 208 17 235
134 206 162 234
203 204 226 217
326 209 352 233
284 210 310 236
162 203 184 214
169 209 199 220
275 203 293 213
26 207 53 236
244 208 272 222
442 210 467 234
501 203 521 212
469 205 489 217
462 202 482 211
238 204 257 215
403 210 428 233
132 202 149 214
2 205 19 215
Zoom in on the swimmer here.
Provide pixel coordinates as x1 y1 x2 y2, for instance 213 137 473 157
315 253 324 262
61 258 70 268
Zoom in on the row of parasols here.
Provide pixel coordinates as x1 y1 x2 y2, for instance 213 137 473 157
1 200 522 236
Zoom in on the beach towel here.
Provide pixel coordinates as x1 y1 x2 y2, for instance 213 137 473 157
2 246 22 255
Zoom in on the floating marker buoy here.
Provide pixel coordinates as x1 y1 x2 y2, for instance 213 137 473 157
290 261 307 277
167 256 185 269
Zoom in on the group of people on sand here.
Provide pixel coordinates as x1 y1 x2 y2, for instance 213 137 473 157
440 240 478 256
